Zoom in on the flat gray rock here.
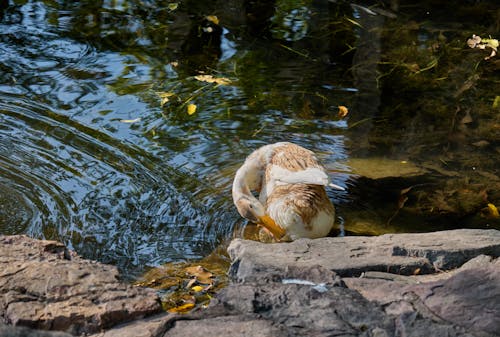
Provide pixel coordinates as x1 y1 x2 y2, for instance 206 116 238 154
228 229 500 282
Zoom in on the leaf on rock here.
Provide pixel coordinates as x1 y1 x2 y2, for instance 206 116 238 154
191 285 204 292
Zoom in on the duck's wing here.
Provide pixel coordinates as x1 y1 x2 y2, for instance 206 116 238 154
270 166 330 185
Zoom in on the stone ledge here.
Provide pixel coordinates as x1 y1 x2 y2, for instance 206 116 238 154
2 229 500 337
0 235 162 336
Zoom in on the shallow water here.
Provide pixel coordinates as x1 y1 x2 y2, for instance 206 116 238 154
0 0 498 278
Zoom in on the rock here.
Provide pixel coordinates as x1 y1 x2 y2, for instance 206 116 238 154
228 229 500 282
3 230 500 337
0 323 73 337
0 235 162 336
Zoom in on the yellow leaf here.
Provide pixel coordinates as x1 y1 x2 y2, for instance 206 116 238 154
191 285 204 292
206 15 219 25
493 96 500 109
194 74 231 85
119 118 141 123
167 303 195 313
168 3 179 11
156 92 175 107
487 203 500 218
187 104 197 115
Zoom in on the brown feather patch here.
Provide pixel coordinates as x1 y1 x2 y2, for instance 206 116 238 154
266 184 334 229
267 143 323 172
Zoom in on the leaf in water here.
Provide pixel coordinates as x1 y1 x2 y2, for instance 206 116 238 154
185 265 214 285
194 74 231 85
493 96 500 109
167 303 195 313
206 15 219 25
156 91 175 107
119 118 141 123
168 3 179 11
187 104 197 115
467 34 498 60
487 203 500 218
338 105 349 118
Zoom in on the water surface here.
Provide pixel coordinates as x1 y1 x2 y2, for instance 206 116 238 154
1 0 498 278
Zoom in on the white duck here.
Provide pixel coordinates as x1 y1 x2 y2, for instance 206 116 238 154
232 142 343 241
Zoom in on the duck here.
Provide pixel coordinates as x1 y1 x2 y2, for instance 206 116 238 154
232 142 344 241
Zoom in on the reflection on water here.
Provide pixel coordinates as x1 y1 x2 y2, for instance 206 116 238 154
0 1 498 278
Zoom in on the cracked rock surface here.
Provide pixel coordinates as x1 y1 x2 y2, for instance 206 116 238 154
2 229 500 337
0 235 162 336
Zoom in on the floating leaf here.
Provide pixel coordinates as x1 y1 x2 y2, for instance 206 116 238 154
185 265 214 285
167 303 195 313
167 3 179 11
119 118 141 123
206 15 219 25
493 96 500 109
338 105 349 118
187 104 197 115
467 34 498 60
156 91 175 107
487 203 499 218
194 74 231 85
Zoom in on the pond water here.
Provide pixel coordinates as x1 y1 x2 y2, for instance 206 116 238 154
0 0 499 279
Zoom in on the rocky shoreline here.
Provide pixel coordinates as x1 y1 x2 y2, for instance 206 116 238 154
1 229 500 337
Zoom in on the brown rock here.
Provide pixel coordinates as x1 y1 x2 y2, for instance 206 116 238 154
0 235 162 335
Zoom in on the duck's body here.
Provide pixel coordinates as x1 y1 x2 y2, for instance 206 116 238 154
232 142 341 241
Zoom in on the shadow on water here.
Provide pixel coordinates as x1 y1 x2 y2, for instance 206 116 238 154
0 0 499 280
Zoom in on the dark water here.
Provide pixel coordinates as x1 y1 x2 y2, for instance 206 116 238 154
1 0 499 278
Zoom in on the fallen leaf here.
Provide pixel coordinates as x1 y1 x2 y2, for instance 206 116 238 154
191 285 204 292
185 265 214 285
167 303 195 313
194 74 231 85
487 203 500 218
467 34 498 60
206 15 219 25
187 104 197 115
493 96 500 109
156 91 175 107
461 110 473 124
168 3 179 11
119 118 141 123
338 105 349 118
413 268 421 275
